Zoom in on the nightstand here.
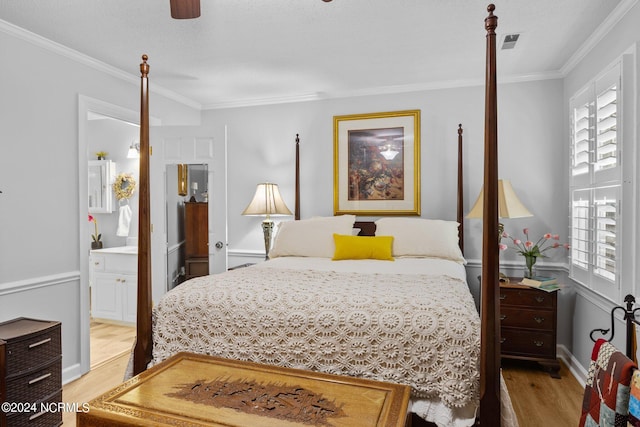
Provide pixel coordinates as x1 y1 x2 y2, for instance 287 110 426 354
0 318 63 426
499 278 561 378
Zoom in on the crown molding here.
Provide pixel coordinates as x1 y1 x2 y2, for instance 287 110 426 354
204 70 564 110
560 0 639 75
0 19 201 110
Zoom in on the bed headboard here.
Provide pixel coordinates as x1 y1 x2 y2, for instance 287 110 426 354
353 221 376 236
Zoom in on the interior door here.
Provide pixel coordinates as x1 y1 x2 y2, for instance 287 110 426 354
149 125 228 303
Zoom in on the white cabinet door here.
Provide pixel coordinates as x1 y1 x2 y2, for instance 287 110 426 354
91 273 120 320
91 272 137 323
88 160 116 213
121 274 138 324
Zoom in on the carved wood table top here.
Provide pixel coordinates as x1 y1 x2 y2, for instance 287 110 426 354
76 352 410 427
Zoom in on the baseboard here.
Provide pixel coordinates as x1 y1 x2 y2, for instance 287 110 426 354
62 363 83 385
557 344 588 387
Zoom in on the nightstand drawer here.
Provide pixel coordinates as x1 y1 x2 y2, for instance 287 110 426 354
500 286 554 308
3 322 61 377
5 357 62 403
501 329 555 358
500 307 554 330
5 390 63 427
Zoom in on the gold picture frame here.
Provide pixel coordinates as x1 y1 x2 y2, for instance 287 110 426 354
177 164 188 196
333 110 420 216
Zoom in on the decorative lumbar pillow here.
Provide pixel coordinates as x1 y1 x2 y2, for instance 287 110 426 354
332 234 394 261
269 215 356 258
375 217 465 263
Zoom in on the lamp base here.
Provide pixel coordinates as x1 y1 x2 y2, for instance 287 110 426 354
261 220 274 260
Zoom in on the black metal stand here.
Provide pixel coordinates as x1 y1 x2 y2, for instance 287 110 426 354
590 294 640 360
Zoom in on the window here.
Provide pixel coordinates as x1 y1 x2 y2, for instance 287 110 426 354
569 62 623 301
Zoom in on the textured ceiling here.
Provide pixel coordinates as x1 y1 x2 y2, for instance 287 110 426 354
0 0 625 109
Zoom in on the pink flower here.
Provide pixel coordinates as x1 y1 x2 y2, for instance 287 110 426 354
523 228 529 235
499 244 508 251
563 243 570 249
552 242 560 248
544 233 552 239
524 241 533 249
513 239 521 245
553 234 560 240
502 231 509 238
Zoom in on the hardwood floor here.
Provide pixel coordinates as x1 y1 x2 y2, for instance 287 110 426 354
502 358 584 427
63 323 584 426
89 320 136 368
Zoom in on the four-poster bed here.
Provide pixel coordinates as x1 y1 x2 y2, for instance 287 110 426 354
131 5 506 426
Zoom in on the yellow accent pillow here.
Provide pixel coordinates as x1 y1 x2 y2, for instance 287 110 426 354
332 234 395 261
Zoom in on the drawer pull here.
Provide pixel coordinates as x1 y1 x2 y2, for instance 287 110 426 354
500 338 506 344
500 315 506 321
534 316 545 324
534 340 544 347
535 296 545 303
499 294 506 300
29 410 47 421
28 338 51 349
28 372 52 385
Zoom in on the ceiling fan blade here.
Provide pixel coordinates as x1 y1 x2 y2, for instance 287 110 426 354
170 0 201 19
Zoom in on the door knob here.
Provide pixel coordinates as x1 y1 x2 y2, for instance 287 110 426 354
215 241 224 249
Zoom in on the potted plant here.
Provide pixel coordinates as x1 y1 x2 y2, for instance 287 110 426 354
500 228 569 278
88 214 102 249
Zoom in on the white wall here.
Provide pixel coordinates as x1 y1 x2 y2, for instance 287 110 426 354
0 25 200 382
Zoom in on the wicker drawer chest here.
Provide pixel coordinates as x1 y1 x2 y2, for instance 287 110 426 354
499 280 561 378
0 318 62 427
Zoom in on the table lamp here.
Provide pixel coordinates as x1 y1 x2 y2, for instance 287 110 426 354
242 183 292 259
467 179 533 280
467 179 533 236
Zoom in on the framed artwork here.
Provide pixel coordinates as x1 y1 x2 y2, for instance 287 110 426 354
333 110 420 216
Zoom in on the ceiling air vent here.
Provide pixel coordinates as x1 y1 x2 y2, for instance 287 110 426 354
502 34 520 50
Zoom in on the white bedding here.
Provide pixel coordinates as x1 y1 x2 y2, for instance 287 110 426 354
255 256 468 279
149 256 483 426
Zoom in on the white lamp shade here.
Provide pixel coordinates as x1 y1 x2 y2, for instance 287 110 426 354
242 183 292 218
466 179 533 219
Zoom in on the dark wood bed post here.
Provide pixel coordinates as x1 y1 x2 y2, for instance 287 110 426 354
295 134 300 220
457 124 464 254
133 54 153 376
479 4 501 425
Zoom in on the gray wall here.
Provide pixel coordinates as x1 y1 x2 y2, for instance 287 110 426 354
562 2 640 377
0 25 200 382
1 1 639 386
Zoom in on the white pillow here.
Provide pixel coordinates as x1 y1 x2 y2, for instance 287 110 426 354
269 215 356 258
374 217 465 263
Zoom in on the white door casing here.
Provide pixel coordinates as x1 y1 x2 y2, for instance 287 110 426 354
149 125 228 305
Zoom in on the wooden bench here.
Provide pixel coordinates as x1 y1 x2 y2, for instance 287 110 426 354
77 352 411 426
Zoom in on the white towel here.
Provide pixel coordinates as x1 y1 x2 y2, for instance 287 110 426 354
116 204 132 237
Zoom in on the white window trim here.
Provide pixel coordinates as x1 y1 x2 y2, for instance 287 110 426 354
569 50 637 302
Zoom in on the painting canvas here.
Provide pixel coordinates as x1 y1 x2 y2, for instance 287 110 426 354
334 110 420 215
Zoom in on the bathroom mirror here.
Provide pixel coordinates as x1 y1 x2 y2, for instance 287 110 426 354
88 160 115 213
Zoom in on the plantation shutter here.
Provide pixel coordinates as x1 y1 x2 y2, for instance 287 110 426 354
569 62 622 301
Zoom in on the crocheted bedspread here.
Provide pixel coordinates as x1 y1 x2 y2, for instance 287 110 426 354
151 267 481 409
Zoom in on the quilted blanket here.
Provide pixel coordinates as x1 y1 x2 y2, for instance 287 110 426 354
628 370 640 426
579 338 637 427
151 267 481 409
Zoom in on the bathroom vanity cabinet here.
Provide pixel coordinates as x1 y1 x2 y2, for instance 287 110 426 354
90 247 137 324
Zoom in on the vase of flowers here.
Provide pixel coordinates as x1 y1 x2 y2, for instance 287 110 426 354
88 214 102 249
500 228 569 278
